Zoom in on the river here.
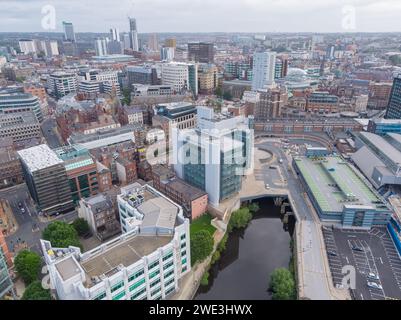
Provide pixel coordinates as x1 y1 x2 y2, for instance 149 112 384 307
195 197 295 300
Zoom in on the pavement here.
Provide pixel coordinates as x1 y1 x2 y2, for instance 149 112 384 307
323 227 401 300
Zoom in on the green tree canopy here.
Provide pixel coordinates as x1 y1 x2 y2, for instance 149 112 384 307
190 230 214 266
72 218 90 237
14 250 42 285
248 202 260 214
42 221 82 249
228 207 252 232
22 281 52 300
269 268 296 300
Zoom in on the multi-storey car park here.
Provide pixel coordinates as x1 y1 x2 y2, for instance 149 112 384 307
41 182 190 300
293 154 392 229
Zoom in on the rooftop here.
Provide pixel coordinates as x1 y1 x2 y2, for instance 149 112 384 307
18 144 64 172
359 132 401 166
294 156 386 213
80 234 172 283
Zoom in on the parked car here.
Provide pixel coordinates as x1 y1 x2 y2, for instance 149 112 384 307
327 251 337 256
20 208 25 214
279 159 283 164
265 184 270 190
367 272 379 281
367 281 382 290
352 246 363 252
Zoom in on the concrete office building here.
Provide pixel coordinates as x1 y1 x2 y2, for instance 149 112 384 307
41 198 190 301
47 72 77 99
385 76 401 119
18 39 36 54
293 155 391 229
63 21 76 42
172 106 254 206
0 93 43 122
0 111 42 143
126 65 158 87
252 51 276 91
18 144 74 215
160 47 175 62
95 38 108 57
161 62 198 96
188 42 214 64
129 17 139 51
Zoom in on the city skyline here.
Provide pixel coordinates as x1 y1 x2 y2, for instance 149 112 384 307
1 0 401 33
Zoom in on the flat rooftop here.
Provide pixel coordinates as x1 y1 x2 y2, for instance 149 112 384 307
294 156 386 213
359 132 401 165
80 234 172 285
17 144 64 172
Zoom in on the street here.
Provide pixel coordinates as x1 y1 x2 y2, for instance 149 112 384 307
1 184 77 256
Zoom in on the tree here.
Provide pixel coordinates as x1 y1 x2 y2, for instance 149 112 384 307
228 207 252 232
42 221 82 250
269 268 296 300
200 271 210 286
72 218 90 237
22 281 52 300
14 250 42 285
248 202 260 214
190 230 214 266
121 88 131 106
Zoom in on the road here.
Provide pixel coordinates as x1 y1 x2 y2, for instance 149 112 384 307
41 117 63 149
256 137 334 300
1 184 77 256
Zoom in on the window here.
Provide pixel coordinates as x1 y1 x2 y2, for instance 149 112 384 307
162 252 173 261
180 234 186 241
150 279 161 288
112 291 125 300
130 287 146 300
164 270 174 279
165 278 175 287
149 270 160 279
182 258 187 265
151 287 161 297
180 243 186 249
93 292 106 300
182 266 187 273
128 269 144 282
111 281 124 293
163 261 173 270
148 260 159 270
129 279 145 292
181 250 186 257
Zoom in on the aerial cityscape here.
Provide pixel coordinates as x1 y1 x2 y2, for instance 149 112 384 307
2 0 401 304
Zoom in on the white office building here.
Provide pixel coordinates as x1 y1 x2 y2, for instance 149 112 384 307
47 72 77 99
172 106 254 206
95 38 108 57
160 47 175 62
38 181 192 300
19 40 36 54
251 51 276 91
161 62 198 95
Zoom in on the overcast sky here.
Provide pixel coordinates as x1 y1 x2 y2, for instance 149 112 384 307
1 0 401 33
